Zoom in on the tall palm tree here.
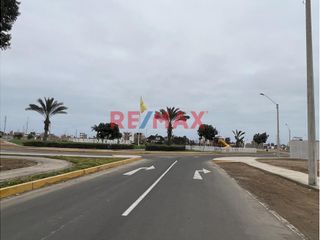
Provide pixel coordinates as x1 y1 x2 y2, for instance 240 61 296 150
232 129 245 147
154 107 189 145
26 98 68 141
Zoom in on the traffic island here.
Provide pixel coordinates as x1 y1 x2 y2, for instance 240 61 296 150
0 156 142 199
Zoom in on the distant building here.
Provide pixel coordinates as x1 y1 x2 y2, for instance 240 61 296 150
79 133 87 139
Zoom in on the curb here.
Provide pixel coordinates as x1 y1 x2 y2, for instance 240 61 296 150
0 157 142 199
212 159 319 190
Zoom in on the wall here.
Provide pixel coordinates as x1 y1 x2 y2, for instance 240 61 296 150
289 140 320 160
186 145 257 153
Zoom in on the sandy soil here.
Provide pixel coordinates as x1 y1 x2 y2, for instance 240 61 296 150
257 158 319 176
0 158 37 171
215 162 319 240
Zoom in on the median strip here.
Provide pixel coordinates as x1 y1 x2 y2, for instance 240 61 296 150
0 156 142 199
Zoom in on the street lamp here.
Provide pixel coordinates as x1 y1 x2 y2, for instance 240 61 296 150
260 93 280 157
285 123 291 144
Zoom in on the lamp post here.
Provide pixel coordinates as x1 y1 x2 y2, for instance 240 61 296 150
285 123 291 144
260 93 280 157
305 0 317 186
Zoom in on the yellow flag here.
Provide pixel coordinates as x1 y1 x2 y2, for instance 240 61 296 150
140 97 147 113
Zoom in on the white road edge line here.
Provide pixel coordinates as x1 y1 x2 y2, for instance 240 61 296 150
122 160 178 216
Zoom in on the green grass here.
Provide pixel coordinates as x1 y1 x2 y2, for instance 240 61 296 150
0 156 124 188
9 139 26 145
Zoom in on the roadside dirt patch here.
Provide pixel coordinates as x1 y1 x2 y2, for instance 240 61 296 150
257 158 319 176
215 162 319 240
0 158 37 171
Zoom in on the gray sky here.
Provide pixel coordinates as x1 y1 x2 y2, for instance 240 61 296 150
1 0 319 143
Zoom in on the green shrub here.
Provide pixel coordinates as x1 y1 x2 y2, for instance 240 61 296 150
133 145 146 149
145 144 185 151
23 141 134 149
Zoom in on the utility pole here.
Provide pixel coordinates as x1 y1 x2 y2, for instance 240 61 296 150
260 93 280 158
25 117 29 134
276 103 280 157
4 116 7 133
305 0 317 186
285 123 291 144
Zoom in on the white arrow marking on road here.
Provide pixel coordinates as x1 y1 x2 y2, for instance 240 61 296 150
123 165 155 176
122 161 178 216
193 168 211 180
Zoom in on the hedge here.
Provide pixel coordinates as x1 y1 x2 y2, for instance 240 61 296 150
145 144 185 151
22 141 135 149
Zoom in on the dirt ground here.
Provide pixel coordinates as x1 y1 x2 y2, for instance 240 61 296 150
0 158 37 171
257 158 319 176
215 162 319 240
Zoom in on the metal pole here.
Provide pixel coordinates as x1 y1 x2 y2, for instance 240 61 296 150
285 123 291 144
260 93 280 157
305 0 317 186
4 116 7 133
276 104 280 157
289 129 291 142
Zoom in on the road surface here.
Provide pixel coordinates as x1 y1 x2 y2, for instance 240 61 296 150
1 154 301 240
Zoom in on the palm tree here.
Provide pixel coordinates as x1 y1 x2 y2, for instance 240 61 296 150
154 107 190 145
26 98 68 141
232 129 245 147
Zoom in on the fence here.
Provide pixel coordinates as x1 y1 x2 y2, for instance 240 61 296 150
186 145 257 153
70 138 131 144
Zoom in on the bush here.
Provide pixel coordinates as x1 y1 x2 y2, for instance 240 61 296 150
23 141 135 149
145 144 185 151
27 132 36 140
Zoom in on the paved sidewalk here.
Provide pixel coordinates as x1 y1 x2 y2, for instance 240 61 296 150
214 157 319 189
0 155 72 181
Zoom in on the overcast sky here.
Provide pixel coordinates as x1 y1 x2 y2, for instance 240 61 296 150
1 0 319 143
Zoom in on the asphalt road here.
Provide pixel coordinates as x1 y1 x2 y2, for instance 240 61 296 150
1 154 300 240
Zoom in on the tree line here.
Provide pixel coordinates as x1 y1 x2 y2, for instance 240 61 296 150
24 98 270 147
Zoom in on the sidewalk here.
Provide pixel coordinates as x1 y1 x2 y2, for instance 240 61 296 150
214 157 319 189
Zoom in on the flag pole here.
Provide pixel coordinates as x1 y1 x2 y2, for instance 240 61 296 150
137 112 141 146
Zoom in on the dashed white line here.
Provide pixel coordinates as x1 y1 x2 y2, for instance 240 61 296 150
122 160 178 216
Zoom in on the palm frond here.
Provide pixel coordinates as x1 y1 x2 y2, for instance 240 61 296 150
37 98 47 111
25 104 45 115
51 106 68 115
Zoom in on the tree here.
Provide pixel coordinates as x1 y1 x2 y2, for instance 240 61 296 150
232 130 245 147
225 137 231 144
172 136 189 145
26 98 67 141
253 132 269 147
13 132 23 139
1 0 20 50
197 124 218 143
92 123 122 143
154 107 189 145
27 131 36 140
147 134 165 144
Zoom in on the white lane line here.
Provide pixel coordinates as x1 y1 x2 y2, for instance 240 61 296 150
122 160 178 216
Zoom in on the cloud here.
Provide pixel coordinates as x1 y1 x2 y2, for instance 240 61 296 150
1 0 319 143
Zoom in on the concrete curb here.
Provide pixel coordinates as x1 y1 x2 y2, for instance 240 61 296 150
0 156 142 199
213 158 319 190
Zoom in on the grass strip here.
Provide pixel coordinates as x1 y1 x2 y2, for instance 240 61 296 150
0 156 124 188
